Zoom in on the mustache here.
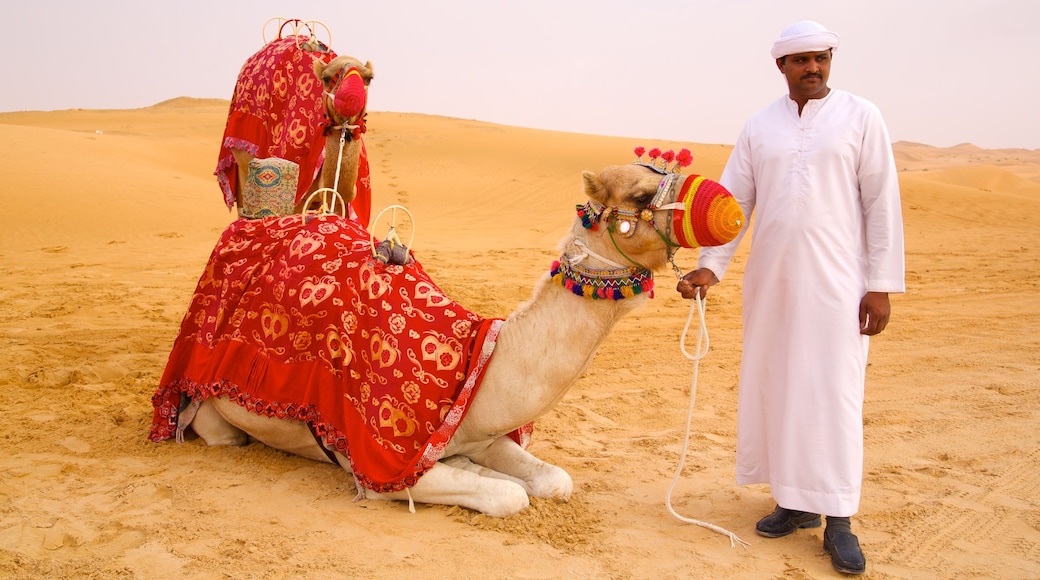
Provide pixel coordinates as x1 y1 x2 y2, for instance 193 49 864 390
801 73 823 80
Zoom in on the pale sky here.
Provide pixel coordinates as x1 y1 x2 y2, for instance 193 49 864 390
5 0 1037 149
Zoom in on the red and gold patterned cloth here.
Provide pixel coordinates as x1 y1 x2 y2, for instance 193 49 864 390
150 215 528 492
215 36 372 227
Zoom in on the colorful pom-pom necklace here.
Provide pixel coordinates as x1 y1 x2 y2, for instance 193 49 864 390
550 255 654 300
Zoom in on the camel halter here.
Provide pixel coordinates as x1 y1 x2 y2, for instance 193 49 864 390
576 162 743 279
574 173 685 280
324 66 367 130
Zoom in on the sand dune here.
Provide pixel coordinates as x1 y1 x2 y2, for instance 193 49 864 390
910 165 1040 195
893 140 1040 183
0 101 1038 578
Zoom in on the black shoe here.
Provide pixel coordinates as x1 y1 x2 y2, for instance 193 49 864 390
823 520 866 575
755 505 822 538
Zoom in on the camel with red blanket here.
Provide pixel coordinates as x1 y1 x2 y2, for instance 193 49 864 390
151 150 744 517
214 24 374 226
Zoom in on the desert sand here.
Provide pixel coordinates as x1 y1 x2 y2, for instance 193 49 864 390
0 99 1038 579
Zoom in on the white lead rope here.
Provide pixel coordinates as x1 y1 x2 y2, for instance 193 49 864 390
665 293 750 549
324 123 360 216
327 126 349 215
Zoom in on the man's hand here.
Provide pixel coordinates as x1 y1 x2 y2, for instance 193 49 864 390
859 291 891 335
676 268 719 300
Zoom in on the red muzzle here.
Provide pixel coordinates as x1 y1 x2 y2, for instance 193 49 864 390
333 67 368 120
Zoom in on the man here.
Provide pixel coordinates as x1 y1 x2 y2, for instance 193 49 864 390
677 21 905 575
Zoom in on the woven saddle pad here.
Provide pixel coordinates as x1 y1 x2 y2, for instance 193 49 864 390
241 157 300 219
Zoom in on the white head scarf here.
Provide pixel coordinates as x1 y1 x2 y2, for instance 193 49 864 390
770 20 839 59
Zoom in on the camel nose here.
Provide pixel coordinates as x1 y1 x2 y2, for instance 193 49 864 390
334 68 367 120
672 176 745 248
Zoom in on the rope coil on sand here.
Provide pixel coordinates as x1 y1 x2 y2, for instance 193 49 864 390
666 293 750 549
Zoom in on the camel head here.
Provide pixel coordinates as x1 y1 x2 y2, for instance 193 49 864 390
315 55 374 126
579 155 744 273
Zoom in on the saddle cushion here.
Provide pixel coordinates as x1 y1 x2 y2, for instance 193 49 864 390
240 157 300 218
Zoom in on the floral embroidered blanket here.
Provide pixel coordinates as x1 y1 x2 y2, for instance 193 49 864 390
215 36 372 226
150 215 528 492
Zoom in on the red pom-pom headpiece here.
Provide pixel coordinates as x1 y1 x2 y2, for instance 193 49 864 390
632 145 695 174
616 145 746 250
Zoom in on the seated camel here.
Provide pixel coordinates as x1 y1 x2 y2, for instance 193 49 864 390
151 153 744 517
214 30 374 225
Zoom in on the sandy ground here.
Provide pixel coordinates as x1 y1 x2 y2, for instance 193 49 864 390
0 99 1038 579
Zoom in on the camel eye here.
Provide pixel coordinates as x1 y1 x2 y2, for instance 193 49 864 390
634 193 654 207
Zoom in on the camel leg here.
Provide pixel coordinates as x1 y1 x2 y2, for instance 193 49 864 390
440 454 528 487
204 397 333 463
186 399 249 446
363 460 531 517
467 436 573 501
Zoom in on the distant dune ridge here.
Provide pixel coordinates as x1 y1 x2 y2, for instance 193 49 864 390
0 100 1038 578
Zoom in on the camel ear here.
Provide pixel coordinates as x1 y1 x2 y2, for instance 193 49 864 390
583 171 607 204
313 59 327 82
360 61 374 84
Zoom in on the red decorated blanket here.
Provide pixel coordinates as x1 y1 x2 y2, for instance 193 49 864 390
150 215 528 492
215 36 372 226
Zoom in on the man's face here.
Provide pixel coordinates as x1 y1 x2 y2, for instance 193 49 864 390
776 50 832 100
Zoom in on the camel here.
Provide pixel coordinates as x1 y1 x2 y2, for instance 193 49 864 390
214 28 374 224
155 156 744 517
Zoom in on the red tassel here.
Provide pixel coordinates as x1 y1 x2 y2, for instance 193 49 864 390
676 148 694 168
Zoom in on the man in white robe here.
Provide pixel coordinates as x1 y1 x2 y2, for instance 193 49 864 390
677 20 904 575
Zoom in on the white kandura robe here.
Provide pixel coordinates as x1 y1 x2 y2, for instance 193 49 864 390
698 89 905 517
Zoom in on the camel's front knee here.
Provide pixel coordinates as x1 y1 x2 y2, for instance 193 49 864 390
489 481 531 516
361 465 532 517
526 464 573 502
